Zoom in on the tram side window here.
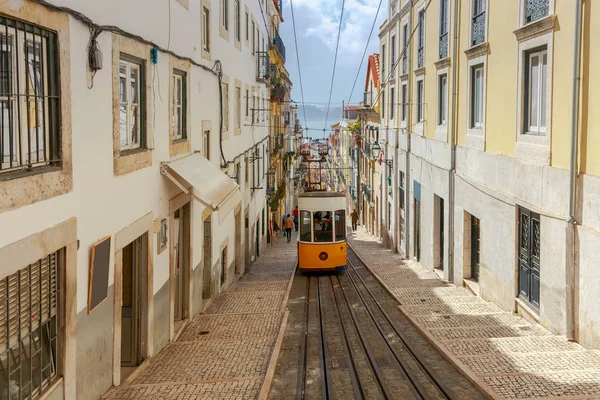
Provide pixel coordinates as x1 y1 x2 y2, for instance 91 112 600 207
335 210 346 241
300 211 312 241
313 211 333 242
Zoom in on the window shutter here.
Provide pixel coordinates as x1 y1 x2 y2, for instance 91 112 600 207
0 279 6 353
7 273 19 349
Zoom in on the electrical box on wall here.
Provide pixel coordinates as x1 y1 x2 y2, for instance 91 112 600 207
90 46 103 71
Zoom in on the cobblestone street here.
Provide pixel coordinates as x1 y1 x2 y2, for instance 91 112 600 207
102 232 297 400
348 227 600 400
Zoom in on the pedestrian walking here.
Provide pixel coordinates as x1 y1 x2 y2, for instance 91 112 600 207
351 209 359 231
284 214 295 243
281 214 287 238
293 206 299 232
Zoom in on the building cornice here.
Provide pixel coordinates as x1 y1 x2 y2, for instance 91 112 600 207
464 42 489 60
434 57 451 70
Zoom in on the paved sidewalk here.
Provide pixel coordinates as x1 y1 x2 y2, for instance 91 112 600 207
103 232 297 400
348 227 600 400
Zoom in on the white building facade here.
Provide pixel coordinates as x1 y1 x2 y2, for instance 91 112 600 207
0 0 275 399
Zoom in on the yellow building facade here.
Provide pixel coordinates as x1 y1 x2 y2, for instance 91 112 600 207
379 0 600 349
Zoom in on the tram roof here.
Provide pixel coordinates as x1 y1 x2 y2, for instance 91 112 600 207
298 192 346 198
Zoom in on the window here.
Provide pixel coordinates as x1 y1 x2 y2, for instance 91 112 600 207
172 70 186 140
525 49 547 135
234 0 241 41
417 10 425 68
119 58 144 151
245 89 249 116
252 95 257 124
471 65 484 128
381 43 386 79
245 12 249 41
0 251 62 400
381 90 385 119
251 21 256 55
202 7 210 51
472 0 486 46
235 87 241 129
334 210 346 241
203 130 210 160
438 74 447 125
299 211 312 241
221 0 229 30
0 19 60 175
313 211 333 243
401 84 407 121
390 87 395 120
391 35 396 64
402 23 408 74
417 80 424 122
221 83 229 131
244 156 249 184
399 171 405 210
439 0 449 59
221 247 227 285
158 218 168 252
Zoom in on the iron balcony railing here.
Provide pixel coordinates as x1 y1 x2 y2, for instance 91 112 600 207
472 11 486 46
402 55 407 75
256 51 270 83
363 91 373 107
439 32 449 59
271 27 286 61
417 46 424 68
525 0 549 24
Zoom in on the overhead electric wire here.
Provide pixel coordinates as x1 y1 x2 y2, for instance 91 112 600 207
323 0 346 134
345 0 384 107
290 0 308 132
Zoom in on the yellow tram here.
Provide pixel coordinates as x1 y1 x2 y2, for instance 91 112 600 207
297 192 347 272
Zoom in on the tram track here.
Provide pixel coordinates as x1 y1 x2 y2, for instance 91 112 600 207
274 246 486 400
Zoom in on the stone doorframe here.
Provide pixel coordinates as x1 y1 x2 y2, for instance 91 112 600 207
112 212 154 386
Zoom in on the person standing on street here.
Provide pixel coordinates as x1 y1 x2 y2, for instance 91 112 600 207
293 206 299 232
284 214 295 243
281 214 287 238
351 209 359 231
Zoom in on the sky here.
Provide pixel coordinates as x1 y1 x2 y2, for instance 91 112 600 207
279 0 387 109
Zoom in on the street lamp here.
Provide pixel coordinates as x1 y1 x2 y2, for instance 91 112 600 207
371 142 381 160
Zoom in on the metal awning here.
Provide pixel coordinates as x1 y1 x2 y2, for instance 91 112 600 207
161 153 241 223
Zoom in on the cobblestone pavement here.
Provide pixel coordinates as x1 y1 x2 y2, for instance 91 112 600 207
348 226 600 400
103 232 297 400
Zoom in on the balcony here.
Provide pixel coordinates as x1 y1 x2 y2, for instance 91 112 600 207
417 46 424 68
363 91 373 107
402 55 407 75
271 27 286 61
439 32 449 59
256 51 270 83
471 11 486 46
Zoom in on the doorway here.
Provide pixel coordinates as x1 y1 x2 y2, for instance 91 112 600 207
518 207 540 309
203 215 212 300
173 204 190 332
434 195 444 270
414 199 421 261
255 219 260 258
244 210 250 268
470 215 481 282
235 210 242 275
121 235 147 372
220 247 227 289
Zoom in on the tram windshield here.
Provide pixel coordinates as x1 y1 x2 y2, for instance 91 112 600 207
313 211 333 242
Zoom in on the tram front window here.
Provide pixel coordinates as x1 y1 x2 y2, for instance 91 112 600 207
314 211 333 242
335 210 346 241
300 211 312 241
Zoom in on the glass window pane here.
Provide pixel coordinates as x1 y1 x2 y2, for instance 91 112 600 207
119 64 127 103
540 53 547 128
130 105 139 146
120 105 127 146
313 211 333 242
530 55 539 129
300 211 312 241
334 210 346 241
130 66 139 104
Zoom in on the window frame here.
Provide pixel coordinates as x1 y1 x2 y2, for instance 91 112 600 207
234 0 241 42
470 65 484 129
235 86 241 130
417 79 424 123
470 0 488 47
119 56 145 152
172 69 187 141
417 9 426 68
202 7 210 52
221 0 229 30
203 130 210 160
401 83 407 123
524 48 547 136
221 82 229 131
438 73 448 126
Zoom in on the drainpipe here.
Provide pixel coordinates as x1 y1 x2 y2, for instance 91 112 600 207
447 0 460 282
566 0 583 341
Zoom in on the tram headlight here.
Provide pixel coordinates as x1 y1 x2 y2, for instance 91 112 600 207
319 252 328 261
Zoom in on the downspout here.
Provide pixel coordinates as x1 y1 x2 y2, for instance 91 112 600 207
213 60 228 168
448 0 460 282
566 0 583 341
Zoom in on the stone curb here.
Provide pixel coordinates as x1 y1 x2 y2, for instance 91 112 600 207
348 241 499 400
257 309 290 400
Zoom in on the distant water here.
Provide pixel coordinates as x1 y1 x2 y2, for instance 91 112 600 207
299 118 339 139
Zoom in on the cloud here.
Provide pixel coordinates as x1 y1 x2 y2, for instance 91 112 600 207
287 0 385 58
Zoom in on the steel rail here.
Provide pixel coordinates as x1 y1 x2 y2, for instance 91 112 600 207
295 275 310 400
346 247 456 400
317 277 333 400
